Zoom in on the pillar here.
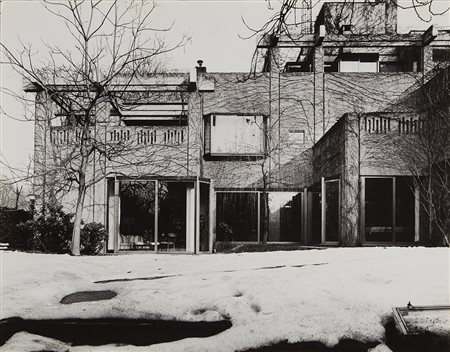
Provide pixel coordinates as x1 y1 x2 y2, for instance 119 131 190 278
340 114 360 246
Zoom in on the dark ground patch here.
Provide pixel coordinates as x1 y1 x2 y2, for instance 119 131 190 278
216 243 326 253
94 274 179 284
291 263 328 268
0 317 232 347
242 339 378 352
384 317 450 352
254 265 286 270
60 290 117 304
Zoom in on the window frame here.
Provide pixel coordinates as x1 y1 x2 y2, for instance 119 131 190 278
203 113 267 159
337 53 379 73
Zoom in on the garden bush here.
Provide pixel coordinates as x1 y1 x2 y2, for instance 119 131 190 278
80 222 107 255
17 205 74 253
15 206 106 254
0 207 32 249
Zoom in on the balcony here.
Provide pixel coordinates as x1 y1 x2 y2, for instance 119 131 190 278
363 115 424 134
50 126 186 146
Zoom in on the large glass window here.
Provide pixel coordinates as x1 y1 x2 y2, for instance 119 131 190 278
266 192 302 242
338 53 379 72
200 183 210 252
158 182 194 252
119 181 156 251
216 191 302 243
216 192 258 242
310 192 322 244
325 180 340 242
209 115 264 156
365 178 393 242
364 177 416 243
395 177 415 242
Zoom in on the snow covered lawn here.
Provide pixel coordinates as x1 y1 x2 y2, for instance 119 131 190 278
1 247 449 351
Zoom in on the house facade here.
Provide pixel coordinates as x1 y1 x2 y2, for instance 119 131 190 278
31 0 450 253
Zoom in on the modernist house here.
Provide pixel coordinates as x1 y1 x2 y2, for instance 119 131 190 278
31 0 450 253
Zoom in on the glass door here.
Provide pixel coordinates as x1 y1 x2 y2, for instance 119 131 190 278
364 177 394 242
266 192 302 242
324 180 340 242
157 181 194 253
199 182 211 252
395 177 415 242
118 180 156 251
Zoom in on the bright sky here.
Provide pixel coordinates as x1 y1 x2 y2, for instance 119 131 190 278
1 0 449 180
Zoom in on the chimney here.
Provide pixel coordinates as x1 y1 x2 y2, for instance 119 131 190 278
385 0 397 34
196 60 214 92
196 59 206 75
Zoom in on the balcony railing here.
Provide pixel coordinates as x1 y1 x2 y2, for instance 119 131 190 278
364 116 423 134
50 126 186 146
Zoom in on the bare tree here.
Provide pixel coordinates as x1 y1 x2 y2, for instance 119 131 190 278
241 0 449 74
239 0 449 247
1 0 186 255
394 68 450 245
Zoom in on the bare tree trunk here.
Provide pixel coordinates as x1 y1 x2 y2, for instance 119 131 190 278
70 141 89 256
71 171 87 256
14 186 22 210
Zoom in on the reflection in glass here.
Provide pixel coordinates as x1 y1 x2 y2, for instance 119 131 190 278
365 178 393 242
395 177 415 242
310 192 322 243
200 183 210 252
119 181 155 250
267 192 301 242
216 192 258 242
325 181 339 242
158 182 194 252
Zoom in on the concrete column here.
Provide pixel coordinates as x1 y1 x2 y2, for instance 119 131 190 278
414 186 420 242
313 46 325 142
321 177 326 244
340 113 360 246
385 0 398 35
268 46 282 186
33 91 50 213
209 180 215 253
113 178 121 253
422 25 438 78
423 45 434 77
302 188 308 244
195 177 201 254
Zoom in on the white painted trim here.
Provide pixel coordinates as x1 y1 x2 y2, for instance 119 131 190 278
154 181 159 253
209 180 215 253
321 177 326 244
415 185 420 242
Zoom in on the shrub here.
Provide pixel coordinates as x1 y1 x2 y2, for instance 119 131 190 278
80 222 107 255
0 207 32 249
17 205 74 253
15 206 107 255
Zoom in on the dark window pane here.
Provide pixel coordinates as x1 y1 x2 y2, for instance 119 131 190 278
395 177 415 242
119 181 155 251
365 178 393 242
158 182 193 252
310 192 322 244
267 192 302 242
325 180 339 242
200 183 210 252
216 192 258 242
